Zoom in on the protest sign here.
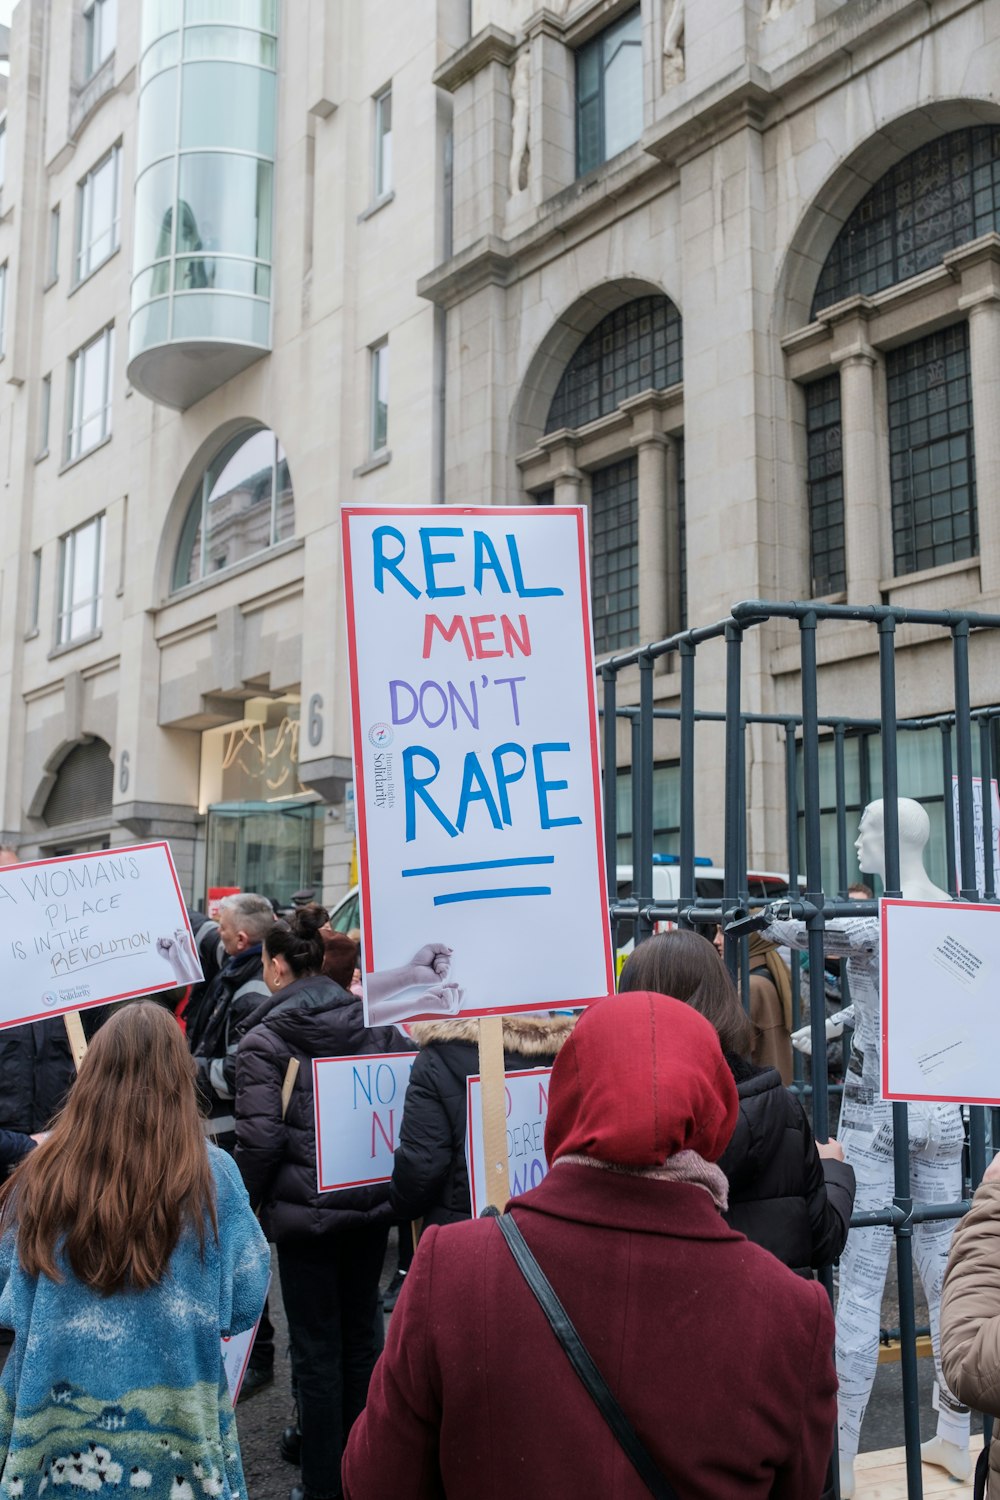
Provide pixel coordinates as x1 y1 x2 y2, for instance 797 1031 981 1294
0 842 200 1030
466 1067 552 1217
951 775 1000 896
882 896 1000 1104
313 1051 418 1191
342 505 614 1025
207 885 240 918
221 1279 270 1405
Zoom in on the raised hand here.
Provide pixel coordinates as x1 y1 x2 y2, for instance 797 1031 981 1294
408 943 453 985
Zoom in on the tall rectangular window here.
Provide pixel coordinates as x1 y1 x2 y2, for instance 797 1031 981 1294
47 205 61 285
576 9 642 177
28 549 42 634
370 339 388 453
38 373 52 457
887 322 977 576
83 0 117 78
591 456 638 655
805 374 846 595
0 121 7 211
374 86 393 199
57 514 105 645
75 144 121 283
0 263 8 360
66 325 114 463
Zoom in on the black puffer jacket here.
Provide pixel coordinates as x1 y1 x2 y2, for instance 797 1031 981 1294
0 1012 107 1135
389 1014 575 1227
192 946 271 1147
234 973 410 1241
718 1053 855 1275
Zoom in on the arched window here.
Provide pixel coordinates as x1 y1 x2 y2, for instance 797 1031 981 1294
172 426 294 590
519 293 684 655
546 295 683 433
812 126 1000 317
42 739 113 827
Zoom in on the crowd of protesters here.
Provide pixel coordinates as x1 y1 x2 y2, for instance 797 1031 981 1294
2 872 1000 1500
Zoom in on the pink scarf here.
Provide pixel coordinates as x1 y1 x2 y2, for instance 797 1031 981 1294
556 1149 729 1211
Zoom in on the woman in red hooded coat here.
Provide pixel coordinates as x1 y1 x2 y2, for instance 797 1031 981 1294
343 992 837 1500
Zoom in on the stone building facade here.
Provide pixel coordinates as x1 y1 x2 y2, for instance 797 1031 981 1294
0 0 997 903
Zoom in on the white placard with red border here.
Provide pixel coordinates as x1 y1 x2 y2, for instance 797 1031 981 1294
465 1067 553 1218
313 1051 418 1191
341 505 614 1025
882 896 1000 1104
0 842 201 1030
221 1275 270 1404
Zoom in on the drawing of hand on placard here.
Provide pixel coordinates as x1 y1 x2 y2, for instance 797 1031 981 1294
366 943 465 1024
155 929 202 985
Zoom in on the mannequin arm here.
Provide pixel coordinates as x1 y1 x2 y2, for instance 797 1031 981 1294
765 913 878 958
790 1007 854 1056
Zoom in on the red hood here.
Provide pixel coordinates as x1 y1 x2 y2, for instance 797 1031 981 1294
544 991 738 1168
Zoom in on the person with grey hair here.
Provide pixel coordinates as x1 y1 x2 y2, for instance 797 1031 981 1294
192 893 276 1149
188 891 276 1398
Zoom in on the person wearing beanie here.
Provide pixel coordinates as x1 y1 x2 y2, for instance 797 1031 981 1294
342 991 837 1499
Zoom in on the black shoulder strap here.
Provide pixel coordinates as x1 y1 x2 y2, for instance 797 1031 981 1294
484 1205 681 1500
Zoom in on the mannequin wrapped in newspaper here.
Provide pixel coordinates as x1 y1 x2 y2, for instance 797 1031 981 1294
765 799 970 1498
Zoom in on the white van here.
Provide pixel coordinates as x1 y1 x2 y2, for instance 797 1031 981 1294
614 855 797 948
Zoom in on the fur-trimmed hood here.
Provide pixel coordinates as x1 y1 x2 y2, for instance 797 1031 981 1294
408 1012 576 1059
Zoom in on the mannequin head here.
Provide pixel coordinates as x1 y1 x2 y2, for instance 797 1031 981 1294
855 797 934 885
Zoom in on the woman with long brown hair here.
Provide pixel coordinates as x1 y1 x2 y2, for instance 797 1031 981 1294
618 930 854 1278
0 1001 269 1499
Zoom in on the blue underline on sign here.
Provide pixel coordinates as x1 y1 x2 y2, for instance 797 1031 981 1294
402 856 555 878
432 887 553 906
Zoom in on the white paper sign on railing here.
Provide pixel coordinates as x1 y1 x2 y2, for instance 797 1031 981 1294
313 1051 418 1192
465 1067 553 1218
0 842 200 1031
882 896 1000 1105
951 774 1000 896
341 505 614 1026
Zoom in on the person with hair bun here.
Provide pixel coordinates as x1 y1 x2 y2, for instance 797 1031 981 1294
234 904 410 1500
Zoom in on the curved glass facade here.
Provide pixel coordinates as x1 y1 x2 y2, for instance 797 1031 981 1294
128 0 277 409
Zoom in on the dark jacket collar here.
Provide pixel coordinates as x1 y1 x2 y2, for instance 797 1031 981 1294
512 1160 746 1244
221 943 262 978
242 972 353 1032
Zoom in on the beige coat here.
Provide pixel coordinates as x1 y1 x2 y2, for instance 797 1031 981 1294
940 1177 1000 1492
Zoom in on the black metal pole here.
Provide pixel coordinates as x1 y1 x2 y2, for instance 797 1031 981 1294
953 622 977 904
980 718 995 902
601 666 618 902
799 611 829 1145
679 640 696 927
636 652 655 944
834 723 849 896
942 726 956 896
723 624 743 983
878 616 922 1500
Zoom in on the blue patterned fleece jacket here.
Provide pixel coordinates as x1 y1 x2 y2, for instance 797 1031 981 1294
0 1144 269 1499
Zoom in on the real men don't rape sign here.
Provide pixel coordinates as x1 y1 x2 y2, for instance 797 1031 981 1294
342 505 613 1023
0 842 200 1029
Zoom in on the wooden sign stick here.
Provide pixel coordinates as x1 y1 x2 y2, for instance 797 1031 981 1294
63 1010 88 1071
280 1057 300 1119
478 1014 509 1212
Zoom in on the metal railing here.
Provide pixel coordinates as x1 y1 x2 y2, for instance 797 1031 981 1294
599 598 1000 1500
